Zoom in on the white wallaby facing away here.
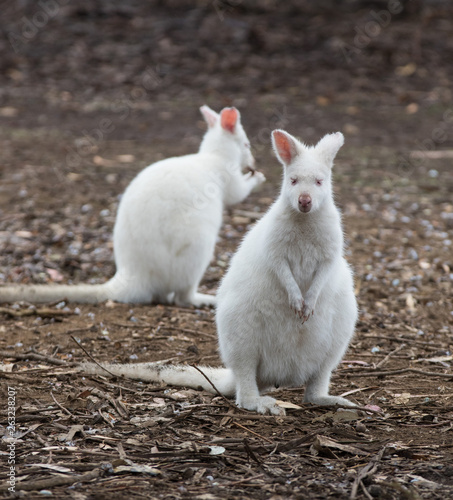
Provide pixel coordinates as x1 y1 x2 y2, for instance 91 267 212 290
81 129 358 415
0 106 265 306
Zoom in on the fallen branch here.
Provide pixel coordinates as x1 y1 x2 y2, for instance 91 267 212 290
232 421 274 444
70 335 118 378
341 386 379 397
163 326 216 339
190 364 245 412
90 387 129 419
345 367 453 379
50 391 73 416
0 372 37 383
0 306 72 318
350 446 386 499
375 344 406 369
0 468 101 492
0 349 74 366
361 334 439 350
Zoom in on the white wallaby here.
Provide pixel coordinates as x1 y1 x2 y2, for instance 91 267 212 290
81 129 358 415
0 106 265 306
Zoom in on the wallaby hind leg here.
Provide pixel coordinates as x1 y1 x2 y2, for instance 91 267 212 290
234 364 284 415
107 273 154 304
303 360 355 407
174 288 216 308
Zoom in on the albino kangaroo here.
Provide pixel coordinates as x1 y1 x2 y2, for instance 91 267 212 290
81 129 358 415
0 106 265 306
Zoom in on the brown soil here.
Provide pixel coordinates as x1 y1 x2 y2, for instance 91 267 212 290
0 2 453 499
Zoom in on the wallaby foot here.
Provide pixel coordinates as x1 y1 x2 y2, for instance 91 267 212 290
237 394 285 416
191 292 217 307
174 291 216 308
304 394 356 407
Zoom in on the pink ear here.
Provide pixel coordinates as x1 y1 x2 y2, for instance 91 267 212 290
200 105 218 128
272 130 299 165
220 108 239 134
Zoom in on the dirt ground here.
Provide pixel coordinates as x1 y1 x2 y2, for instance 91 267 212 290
0 1 453 499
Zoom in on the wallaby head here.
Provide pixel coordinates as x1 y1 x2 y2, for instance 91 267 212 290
199 105 255 171
271 129 344 214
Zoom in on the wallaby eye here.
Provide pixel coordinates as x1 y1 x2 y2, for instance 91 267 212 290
316 179 323 186
290 177 298 185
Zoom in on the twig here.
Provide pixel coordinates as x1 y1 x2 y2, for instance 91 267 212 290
346 367 453 379
305 404 384 415
70 335 118 378
111 322 151 330
163 326 216 339
163 304 216 319
360 480 374 500
214 413 292 420
232 421 274 444
87 377 146 393
0 372 36 383
99 409 115 428
50 391 73 416
243 438 263 464
90 387 129 419
350 446 386 499
0 468 101 492
361 334 439 350
117 441 127 460
375 344 406 369
0 306 72 318
0 349 74 366
190 364 245 412
340 386 379 397
64 326 96 336
224 473 266 486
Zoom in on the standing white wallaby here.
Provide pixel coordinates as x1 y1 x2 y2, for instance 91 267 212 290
81 129 358 416
215 129 357 414
0 106 265 306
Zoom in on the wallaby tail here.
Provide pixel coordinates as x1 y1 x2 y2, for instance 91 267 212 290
80 361 236 397
0 279 118 304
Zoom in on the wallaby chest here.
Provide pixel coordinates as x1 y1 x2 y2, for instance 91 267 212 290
282 216 341 286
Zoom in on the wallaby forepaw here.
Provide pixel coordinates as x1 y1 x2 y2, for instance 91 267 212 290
237 395 285 416
255 171 266 184
300 301 314 323
290 296 313 323
289 294 303 314
249 170 266 187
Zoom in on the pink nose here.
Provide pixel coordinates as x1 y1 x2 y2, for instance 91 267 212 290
298 194 312 212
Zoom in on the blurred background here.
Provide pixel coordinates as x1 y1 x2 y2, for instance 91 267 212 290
0 0 451 297
1 1 452 148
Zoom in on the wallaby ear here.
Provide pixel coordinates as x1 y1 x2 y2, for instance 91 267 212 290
200 105 219 128
316 132 344 165
271 129 300 166
220 107 239 134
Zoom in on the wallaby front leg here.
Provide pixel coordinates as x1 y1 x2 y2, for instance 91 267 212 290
226 171 266 205
303 258 336 316
277 259 310 321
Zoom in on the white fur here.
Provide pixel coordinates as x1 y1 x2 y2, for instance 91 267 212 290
80 129 357 416
216 129 357 414
0 106 265 306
